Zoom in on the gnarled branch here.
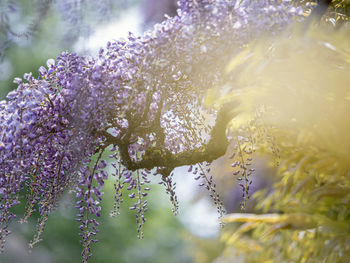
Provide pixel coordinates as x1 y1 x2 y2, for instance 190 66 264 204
100 101 238 175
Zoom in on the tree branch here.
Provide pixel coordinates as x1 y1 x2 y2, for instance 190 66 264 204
304 0 332 29
99 101 238 175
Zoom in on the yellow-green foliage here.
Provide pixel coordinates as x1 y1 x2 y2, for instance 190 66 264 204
210 24 350 263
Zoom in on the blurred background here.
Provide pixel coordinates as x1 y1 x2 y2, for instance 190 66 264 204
0 1 247 262
4 1 342 263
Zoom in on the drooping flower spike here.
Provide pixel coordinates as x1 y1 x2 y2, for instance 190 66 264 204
0 0 304 261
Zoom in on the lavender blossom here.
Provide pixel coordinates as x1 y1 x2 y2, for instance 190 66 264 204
0 0 305 261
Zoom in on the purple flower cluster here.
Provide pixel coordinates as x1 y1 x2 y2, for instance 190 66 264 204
0 0 303 261
159 173 179 215
188 162 225 220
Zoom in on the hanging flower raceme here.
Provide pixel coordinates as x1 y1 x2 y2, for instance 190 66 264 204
0 0 305 261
